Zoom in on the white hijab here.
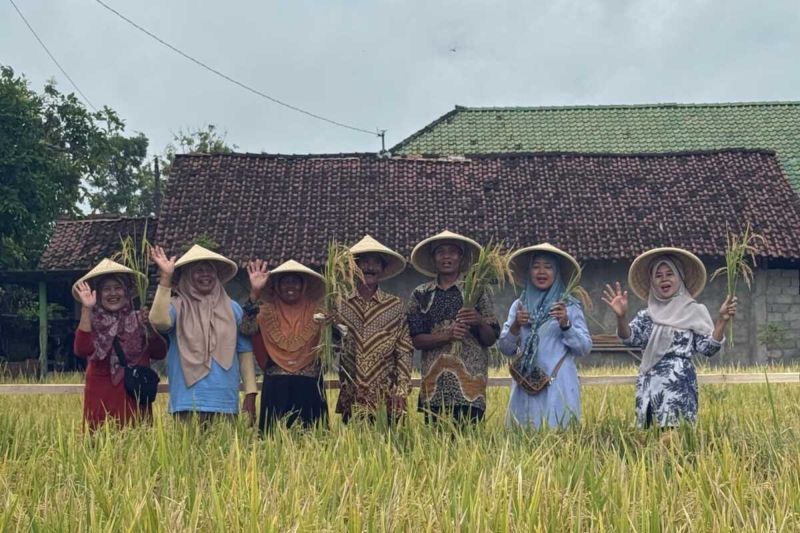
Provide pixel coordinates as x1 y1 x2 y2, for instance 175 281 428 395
640 257 714 373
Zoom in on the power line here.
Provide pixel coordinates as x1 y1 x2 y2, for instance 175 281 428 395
93 0 382 138
8 0 97 111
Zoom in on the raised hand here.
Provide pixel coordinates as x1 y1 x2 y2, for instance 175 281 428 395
719 295 738 322
151 246 176 277
602 282 628 318
247 259 270 299
75 281 96 309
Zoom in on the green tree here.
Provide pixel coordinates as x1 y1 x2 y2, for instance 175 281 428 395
1 66 93 268
160 124 237 178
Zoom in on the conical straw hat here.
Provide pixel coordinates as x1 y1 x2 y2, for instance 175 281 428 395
410 230 482 277
349 235 406 281
508 243 581 287
628 247 707 300
266 259 325 301
72 258 143 301
174 245 238 283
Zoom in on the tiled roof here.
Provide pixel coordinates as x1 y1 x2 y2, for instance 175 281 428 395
391 102 800 191
38 215 156 271
153 150 800 268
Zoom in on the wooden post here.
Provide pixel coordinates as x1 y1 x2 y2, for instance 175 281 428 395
38 280 48 378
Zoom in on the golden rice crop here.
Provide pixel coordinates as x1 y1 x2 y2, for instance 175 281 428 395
2 369 800 531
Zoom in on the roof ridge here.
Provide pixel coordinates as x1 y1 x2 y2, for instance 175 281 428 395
455 101 800 112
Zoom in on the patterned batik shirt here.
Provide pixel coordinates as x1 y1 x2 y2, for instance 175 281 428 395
623 309 722 428
334 288 413 417
406 280 500 413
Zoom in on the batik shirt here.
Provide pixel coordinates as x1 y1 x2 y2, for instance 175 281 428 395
406 280 500 413
334 288 413 416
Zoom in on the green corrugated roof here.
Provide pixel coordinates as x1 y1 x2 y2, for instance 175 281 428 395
392 102 800 190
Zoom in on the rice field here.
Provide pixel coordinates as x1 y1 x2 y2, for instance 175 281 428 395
1 368 800 531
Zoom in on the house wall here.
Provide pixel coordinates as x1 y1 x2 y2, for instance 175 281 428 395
225 260 800 367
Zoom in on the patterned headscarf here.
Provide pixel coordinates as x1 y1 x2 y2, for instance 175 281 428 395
90 274 147 385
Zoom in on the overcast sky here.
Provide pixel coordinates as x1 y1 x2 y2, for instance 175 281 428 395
3 0 799 156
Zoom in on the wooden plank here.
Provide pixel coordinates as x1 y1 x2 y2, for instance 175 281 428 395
2 373 799 395
38 281 47 379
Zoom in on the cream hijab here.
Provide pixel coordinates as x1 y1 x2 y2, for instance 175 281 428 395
173 261 237 387
641 257 714 373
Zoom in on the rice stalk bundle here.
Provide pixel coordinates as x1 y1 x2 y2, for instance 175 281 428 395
710 222 766 347
111 219 152 307
451 241 514 356
319 241 362 374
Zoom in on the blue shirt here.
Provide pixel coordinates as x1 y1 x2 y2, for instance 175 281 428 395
164 301 253 414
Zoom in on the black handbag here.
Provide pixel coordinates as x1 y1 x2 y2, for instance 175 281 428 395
112 337 160 407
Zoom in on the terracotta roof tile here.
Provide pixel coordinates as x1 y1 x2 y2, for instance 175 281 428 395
38 215 156 271
153 150 800 267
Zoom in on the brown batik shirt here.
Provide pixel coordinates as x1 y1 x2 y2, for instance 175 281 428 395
335 288 413 417
406 280 499 413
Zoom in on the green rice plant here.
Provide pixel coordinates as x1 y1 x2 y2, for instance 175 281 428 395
710 223 766 347
319 241 362 374
111 219 152 306
452 241 514 356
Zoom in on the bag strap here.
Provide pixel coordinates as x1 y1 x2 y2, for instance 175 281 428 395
550 353 570 381
112 337 128 367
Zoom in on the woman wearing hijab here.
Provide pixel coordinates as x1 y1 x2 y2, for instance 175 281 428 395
498 244 592 429
241 259 328 431
149 245 258 423
72 259 167 430
602 248 737 428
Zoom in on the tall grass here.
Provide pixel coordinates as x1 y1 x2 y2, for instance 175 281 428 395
1 374 800 530
560 263 593 311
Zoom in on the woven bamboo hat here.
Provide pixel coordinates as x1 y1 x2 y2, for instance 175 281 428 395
349 235 406 281
175 245 238 284
266 260 325 301
628 247 707 300
72 258 143 301
508 243 581 287
410 230 482 277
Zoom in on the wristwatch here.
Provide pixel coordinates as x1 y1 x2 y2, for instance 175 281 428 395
560 321 572 331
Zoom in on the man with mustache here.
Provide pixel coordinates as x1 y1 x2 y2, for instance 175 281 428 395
334 236 413 424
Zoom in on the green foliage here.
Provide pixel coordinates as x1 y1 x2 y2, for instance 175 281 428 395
181 234 220 253
0 65 160 267
111 220 152 305
159 124 237 178
758 322 789 351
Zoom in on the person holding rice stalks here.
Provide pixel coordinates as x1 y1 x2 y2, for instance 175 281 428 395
498 244 593 429
603 248 737 428
334 236 413 424
73 259 167 430
241 259 328 431
407 230 500 425
149 245 258 424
